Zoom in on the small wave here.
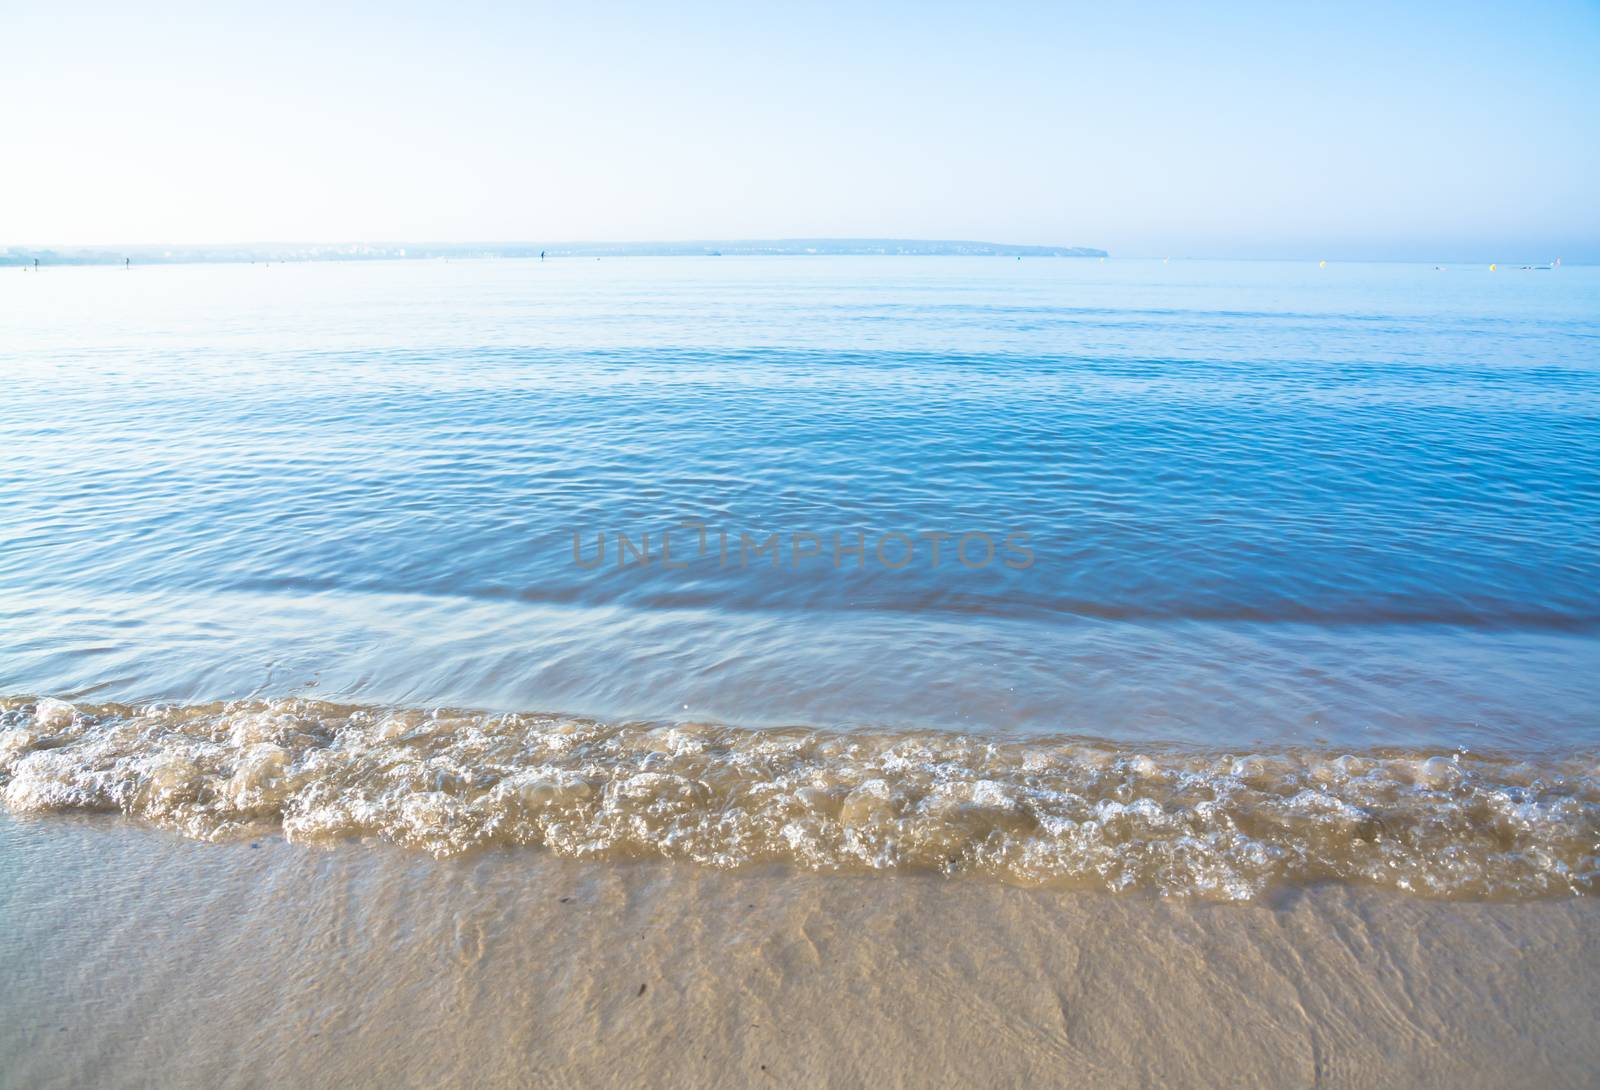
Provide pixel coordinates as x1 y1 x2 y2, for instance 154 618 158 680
2 696 1595 901
223 577 1600 634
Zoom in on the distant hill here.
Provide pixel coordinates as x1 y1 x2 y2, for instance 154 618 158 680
0 238 1106 266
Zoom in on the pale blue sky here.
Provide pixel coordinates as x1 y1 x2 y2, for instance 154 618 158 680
3 1 1596 260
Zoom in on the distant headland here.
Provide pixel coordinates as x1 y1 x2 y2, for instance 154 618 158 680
1 238 1107 267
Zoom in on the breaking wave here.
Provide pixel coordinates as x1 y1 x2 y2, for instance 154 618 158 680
2 696 1595 901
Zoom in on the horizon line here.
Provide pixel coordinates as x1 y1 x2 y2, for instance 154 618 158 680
0 237 1584 268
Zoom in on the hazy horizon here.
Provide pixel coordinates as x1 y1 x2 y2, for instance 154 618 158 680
2 237 1591 266
3 1 1597 263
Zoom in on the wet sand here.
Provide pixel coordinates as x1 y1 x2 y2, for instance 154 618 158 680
1 813 1596 1089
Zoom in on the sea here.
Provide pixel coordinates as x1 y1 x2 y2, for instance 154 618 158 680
2 255 1596 899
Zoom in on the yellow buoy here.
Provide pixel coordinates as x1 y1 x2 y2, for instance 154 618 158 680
1319 260 1326 268
1490 263 1497 271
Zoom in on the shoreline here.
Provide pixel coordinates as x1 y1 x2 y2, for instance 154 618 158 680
2 811 1596 1088
5 695 1596 902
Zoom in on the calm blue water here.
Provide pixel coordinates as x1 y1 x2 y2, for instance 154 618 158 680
3 257 1597 751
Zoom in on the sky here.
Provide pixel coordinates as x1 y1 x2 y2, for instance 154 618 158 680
2 1 1597 261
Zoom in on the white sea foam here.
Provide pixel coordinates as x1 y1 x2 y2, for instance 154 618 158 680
2 696 1595 901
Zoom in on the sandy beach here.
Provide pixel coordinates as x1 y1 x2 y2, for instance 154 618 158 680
3 812 1595 1089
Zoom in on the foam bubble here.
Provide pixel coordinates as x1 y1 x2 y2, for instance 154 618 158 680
31 698 75 731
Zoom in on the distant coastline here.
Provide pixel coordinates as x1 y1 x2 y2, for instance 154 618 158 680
0 238 1108 267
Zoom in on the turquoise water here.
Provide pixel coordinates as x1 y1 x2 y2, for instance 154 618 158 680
3 257 1597 751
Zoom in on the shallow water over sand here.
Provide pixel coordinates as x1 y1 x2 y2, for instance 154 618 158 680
2 813 1597 1089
